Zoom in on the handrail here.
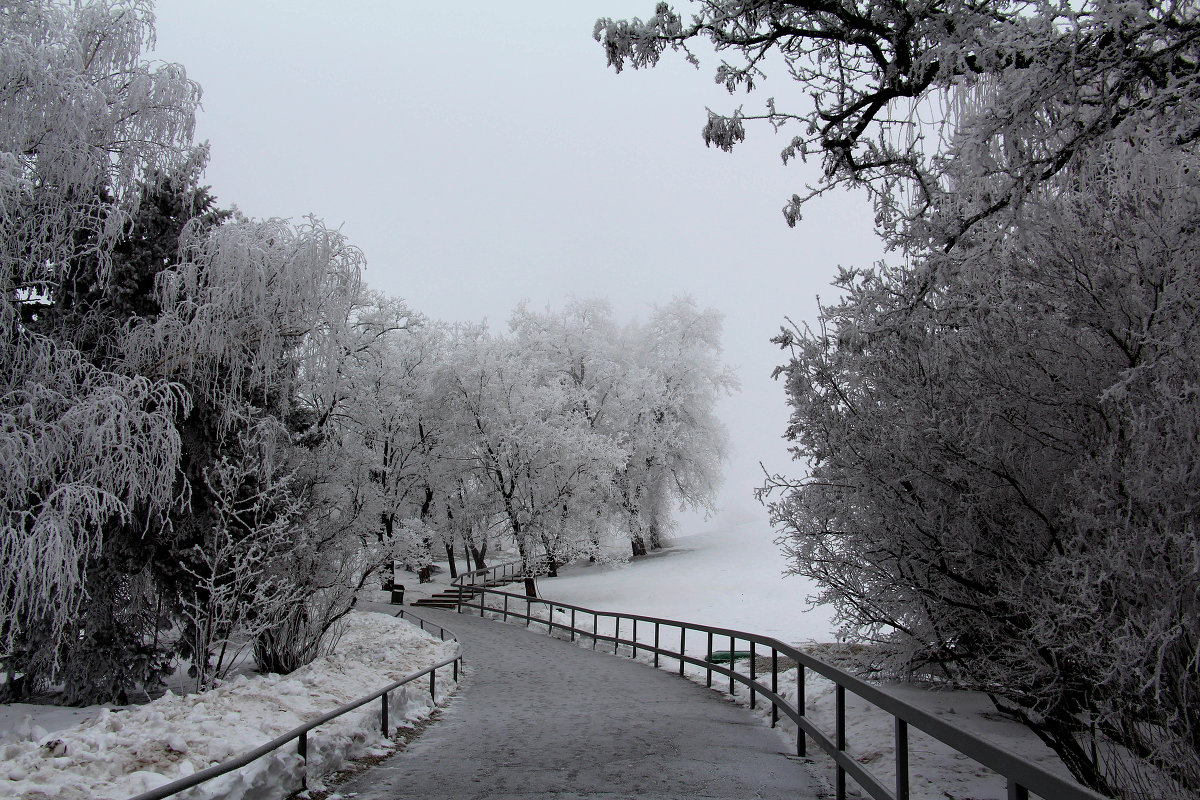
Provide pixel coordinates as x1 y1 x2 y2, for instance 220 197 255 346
458 586 1109 800
126 608 463 800
453 556 544 591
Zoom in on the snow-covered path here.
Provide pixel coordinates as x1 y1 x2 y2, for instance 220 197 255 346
339 604 820 800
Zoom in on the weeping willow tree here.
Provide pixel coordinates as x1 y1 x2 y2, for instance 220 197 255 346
0 0 200 684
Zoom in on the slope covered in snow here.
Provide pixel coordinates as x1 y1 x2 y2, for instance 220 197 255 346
0 612 457 800
539 514 837 644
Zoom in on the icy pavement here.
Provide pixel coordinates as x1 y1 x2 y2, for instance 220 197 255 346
338 604 819 800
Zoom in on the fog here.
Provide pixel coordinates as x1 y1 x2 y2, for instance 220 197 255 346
151 1 887 530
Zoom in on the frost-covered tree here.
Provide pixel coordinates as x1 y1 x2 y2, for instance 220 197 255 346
766 140 1200 797
508 300 634 556
596 0 1200 249
178 428 304 691
505 299 735 561
29 153 232 703
443 331 625 594
123 215 415 677
600 2 1200 796
0 0 200 681
621 299 736 554
349 317 452 572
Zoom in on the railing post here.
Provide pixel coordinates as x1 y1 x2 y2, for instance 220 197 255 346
570 607 576 641
430 667 437 701
679 627 686 676
298 730 308 791
750 641 757 709
896 718 910 800
706 631 713 687
797 665 806 757
504 593 508 621
526 597 531 628
633 618 638 658
836 684 846 800
454 657 459 682
729 635 735 695
654 623 660 667
771 649 779 728
381 691 389 736
593 612 598 649
1007 782 1030 800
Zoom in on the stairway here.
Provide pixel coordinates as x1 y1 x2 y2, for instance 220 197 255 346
410 585 485 609
409 574 532 609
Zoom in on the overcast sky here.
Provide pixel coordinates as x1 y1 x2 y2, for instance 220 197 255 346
150 1 887 530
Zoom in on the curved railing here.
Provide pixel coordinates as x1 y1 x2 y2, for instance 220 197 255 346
458 586 1109 800
126 608 463 800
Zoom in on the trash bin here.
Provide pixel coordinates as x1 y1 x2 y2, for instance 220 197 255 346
385 561 403 604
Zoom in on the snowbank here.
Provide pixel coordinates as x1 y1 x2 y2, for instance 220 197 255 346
1 611 458 800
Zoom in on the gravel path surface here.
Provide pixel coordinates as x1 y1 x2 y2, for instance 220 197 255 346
339 604 819 800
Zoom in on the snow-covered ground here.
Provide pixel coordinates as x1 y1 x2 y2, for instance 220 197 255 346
525 514 1078 800
0 612 457 800
538 513 837 643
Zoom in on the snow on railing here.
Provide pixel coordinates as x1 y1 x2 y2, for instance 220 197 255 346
457 586 1110 800
125 608 463 800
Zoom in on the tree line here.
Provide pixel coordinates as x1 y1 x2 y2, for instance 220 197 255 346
0 1 733 706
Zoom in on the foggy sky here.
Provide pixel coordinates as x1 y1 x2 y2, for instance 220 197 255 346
150 1 887 530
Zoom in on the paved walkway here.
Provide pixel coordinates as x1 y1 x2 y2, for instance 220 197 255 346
339 604 819 800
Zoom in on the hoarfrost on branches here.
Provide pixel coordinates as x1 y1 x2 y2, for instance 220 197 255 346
596 0 1200 247
0 309 186 656
0 0 198 661
596 1 1200 795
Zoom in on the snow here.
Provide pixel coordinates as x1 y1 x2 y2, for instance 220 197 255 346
538 514 837 644
0 612 457 800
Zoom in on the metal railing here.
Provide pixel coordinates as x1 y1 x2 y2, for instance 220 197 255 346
454 557 542 590
126 608 463 800
457 586 1109 800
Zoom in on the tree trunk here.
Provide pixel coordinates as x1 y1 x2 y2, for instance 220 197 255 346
523 576 538 597
648 518 664 550
539 534 559 577
443 541 458 580
631 535 647 557
470 545 487 570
